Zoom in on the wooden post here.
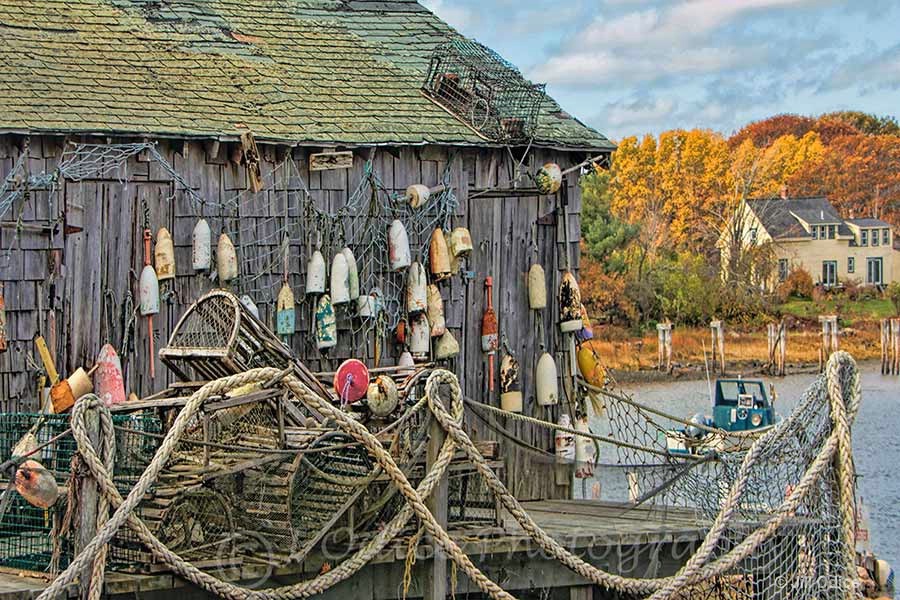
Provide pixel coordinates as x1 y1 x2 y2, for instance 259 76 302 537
818 315 838 372
710 320 724 374
570 585 594 600
656 322 672 373
882 320 890 375
76 408 101 600
892 318 900 376
778 320 787 377
767 323 776 375
424 387 449 600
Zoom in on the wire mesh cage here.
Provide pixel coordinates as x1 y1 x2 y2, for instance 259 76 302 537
0 412 162 573
423 38 546 143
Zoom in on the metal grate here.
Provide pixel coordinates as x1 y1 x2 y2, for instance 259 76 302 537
423 38 546 142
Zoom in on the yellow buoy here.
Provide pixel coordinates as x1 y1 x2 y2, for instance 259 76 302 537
558 271 582 332
427 284 446 337
154 227 176 281
577 345 607 387
217 233 238 282
535 352 558 406
276 282 296 336
500 353 522 413
528 264 547 310
429 228 451 281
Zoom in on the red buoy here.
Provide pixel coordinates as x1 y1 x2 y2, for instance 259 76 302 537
333 359 370 404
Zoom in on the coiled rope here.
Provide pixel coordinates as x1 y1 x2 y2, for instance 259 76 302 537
40 352 861 600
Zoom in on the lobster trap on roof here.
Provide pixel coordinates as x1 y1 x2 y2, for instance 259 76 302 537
423 39 546 143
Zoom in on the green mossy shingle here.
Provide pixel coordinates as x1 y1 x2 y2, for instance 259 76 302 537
0 0 614 150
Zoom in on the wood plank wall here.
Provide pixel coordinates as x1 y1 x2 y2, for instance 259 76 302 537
0 135 586 500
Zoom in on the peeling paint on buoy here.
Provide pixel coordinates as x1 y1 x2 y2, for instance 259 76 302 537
306 250 326 295
406 262 427 315
535 163 562 195
95 343 126 407
528 264 547 310
434 330 460 361
406 184 430 208
276 283 296 336
429 228 451 281
388 220 411 271
155 227 175 281
217 233 238 282
192 218 211 270
139 265 159 316
315 294 337 351
331 253 350 305
427 284 445 337
367 376 399 417
342 247 360 300
500 353 522 413
408 314 430 360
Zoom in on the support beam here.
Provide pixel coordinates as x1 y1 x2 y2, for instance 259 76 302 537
76 408 100 600
424 387 449 600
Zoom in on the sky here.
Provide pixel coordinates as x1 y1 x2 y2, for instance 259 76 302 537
420 0 900 142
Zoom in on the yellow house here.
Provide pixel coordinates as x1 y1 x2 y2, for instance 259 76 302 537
733 197 897 288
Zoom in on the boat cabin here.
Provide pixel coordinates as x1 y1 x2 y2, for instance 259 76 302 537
713 378 776 432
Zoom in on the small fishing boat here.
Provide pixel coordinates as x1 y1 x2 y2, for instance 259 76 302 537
665 377 779 456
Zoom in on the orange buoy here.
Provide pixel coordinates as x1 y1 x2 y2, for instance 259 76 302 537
577 345 607 387
427 284 446 337
95 344 125 407
50 367 93 413
481 277 499 391
154 227 175 281
15 460 59 509
429 228 451 281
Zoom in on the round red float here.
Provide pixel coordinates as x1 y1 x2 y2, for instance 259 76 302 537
333 359 370 404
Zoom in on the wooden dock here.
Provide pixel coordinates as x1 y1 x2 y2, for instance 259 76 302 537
0 501 710 600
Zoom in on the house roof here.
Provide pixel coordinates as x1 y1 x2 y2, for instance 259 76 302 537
846 218 892 228
0 0 614 151
746 197 853 239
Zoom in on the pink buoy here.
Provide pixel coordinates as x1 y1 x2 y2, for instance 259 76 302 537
95 343 126 406
333 359 369 405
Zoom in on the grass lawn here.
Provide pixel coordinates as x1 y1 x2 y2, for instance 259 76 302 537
777 297 897 324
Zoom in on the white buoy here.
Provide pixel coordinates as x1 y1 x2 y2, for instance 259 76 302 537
427 284 446 337
154 227 175 281
306 249 326 295
555 414 575 461
217 233 238 282
342 247 360 301
367 376 400 418
330 253 350 305
434 330 460 361
408 314 430 360
398 350 415 370
406 184 431 208
192 218 211 271
139 265 159 316
535 352 559 406
535 163 563 195
388 219 411 271
406 262 427 315
315 294 337 351
240 295 260 319
574 415 595 479
528 264 547 310
358 290 383 318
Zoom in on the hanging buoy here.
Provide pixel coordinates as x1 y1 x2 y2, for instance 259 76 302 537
535 163 563 195
15 460 58 509
427 285 446 337
558 271 583 332
358 291 383 319
535 352 558 406
577 345 607 387
409 314 430 360
388 220 411 271
555 414 575 460
434 330 460 361
528 264 547 310
95 344 125 407
576 304 594 341
449 227 473 260
395 318 407 345
406 262 427 315
331 253 351 305
481 277 499 392
341 247 360 301
306 249 326 295
240 295 260 320
139 265 159 316
406 184 431 208
50 367 94 413
0 285 7 353
398 350 415 370
217 233 238 282
574 415 596 479
429 228 451 281
334 359 369 404
367 376 399 417
276 283 296 336
315 295 337 351
155 227 176 281
192 218 211 271
500 353 522 413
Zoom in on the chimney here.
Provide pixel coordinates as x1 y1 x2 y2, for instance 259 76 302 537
820 210 824 220
780 185 789 200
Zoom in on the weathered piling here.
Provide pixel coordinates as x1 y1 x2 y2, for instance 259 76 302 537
884 318 900 375
657 322 672 373
767 321 787 376
709 320 725 374
818 315 839 372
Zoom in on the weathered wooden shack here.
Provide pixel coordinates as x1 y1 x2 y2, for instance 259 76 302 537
0 0 614 500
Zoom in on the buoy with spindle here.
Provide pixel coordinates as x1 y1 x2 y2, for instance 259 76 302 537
389 219 411 271
192 218 211 270
481 277 499 392
140 228 159 379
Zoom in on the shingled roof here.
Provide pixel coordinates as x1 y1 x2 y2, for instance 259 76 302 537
746 197 853 239
0 0 614 151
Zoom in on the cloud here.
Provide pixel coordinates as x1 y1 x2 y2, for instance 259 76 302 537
824 42 900 93
419 0 478 32
604 97 677 128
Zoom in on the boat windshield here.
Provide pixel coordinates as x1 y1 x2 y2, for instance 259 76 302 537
717 381 768 407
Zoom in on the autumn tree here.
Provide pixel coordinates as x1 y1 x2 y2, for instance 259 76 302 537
729 114 816 148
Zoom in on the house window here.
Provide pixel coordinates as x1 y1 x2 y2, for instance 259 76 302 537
749 228 758 244
861 230 868 246
873 229 879 246
778 259 788 282
822 261 837 287
884 229 890 245
867 257 883 286
828 225 836 239
848 257 855 274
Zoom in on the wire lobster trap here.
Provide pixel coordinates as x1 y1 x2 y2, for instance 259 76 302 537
423 38 546 143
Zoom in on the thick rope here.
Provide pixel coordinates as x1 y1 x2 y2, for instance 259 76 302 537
43 357 861 600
